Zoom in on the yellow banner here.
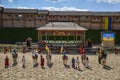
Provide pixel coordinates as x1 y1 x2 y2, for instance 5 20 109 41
103 37 114 41
104 17 108 30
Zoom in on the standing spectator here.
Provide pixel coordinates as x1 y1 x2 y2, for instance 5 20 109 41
40 55 45 68
87 39 92 48
38 47 42 54
72 57 75 68
76 56 80 70
114 48 118 55
5 56 9 68
22 55 26 68
4 46 8 54
26 37 32 47
22 46 26 54
84 56 89 68
97 47 102 64
101 50 107 68
46 53 51 65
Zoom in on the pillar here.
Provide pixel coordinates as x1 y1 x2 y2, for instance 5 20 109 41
38 31 40 41
45 31 48 43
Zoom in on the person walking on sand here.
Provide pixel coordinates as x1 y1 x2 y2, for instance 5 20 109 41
22 55 26 68
5 56 9 68
101 50 107 68
72 57 75 68
98 47 102 64
46 53 51 65
40 55 45 68
76 56 80 70
12 49 18 66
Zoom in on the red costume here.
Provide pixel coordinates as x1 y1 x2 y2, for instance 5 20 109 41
5 57 9 68
80 47 84 54
41 57 44 67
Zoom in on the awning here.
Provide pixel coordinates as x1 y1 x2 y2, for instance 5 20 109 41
36 22 87 31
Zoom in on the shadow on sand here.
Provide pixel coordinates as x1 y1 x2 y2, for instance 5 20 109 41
85 66 93 70
64 64 70 69
33 62 39 68
48 63 53 68
103 65 113 70
12 62 18 67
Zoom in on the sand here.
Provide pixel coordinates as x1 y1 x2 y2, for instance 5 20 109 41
0 52 120 80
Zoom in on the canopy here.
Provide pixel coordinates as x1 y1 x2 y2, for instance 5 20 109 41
37 22 87 31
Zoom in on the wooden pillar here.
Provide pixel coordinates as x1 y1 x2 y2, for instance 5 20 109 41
83 32 86 44
60 36 62 43
76 32 78 43
67 35 69 42
74 34 75 44
47 35 49 43
38 31 40 42
45 31 47 43
54 35 56 42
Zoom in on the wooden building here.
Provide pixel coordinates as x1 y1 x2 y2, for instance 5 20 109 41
0 6 120 30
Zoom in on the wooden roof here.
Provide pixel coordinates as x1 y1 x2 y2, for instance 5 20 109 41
3 8 38 13
37 22 87 31
49 11 120 16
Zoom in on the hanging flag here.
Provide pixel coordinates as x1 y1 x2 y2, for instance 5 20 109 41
104 17 112 30
60 46 64 54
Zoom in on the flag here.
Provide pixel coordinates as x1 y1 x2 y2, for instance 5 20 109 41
103 33 114 41
45 46 51 54
104 17 112 30
60 46 63 54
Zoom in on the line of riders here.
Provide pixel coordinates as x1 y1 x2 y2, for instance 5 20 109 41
3 46 118 69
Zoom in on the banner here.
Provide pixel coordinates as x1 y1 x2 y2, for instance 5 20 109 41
104 17 112 30
102 33 114 41
60 46 63 54
45 46 51 54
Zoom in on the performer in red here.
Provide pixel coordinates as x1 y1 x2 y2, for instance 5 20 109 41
40 55 44 68
5 56 9 68
80 47 84 54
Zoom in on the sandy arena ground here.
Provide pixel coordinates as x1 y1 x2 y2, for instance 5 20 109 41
0 52 120 80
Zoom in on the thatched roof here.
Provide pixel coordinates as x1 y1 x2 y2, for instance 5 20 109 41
37 22 87 31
